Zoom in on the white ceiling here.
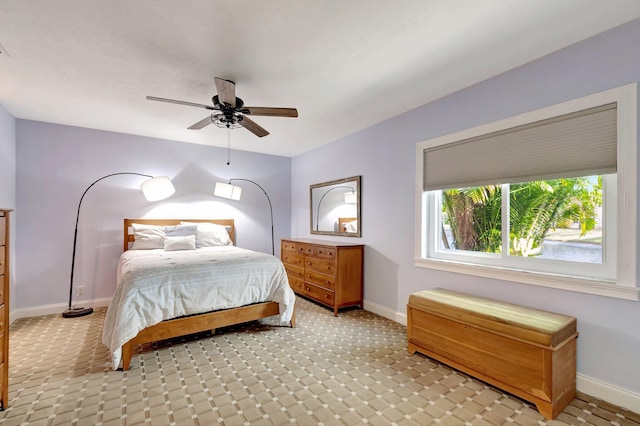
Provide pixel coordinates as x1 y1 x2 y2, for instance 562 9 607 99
1 1 640 157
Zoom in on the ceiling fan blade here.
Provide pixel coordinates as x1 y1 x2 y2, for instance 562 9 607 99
188 116 213 130
146 96 215 110
214 77 236 108
242 116 269 137
243 107 298 118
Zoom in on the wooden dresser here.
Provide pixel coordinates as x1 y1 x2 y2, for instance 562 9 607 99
281 238 364 316
0 209 11 410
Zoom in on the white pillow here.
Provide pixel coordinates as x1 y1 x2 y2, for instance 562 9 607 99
131 223 166 250
344 220 358 233
165 224 197 237
180 222 233 246
164 235 197 251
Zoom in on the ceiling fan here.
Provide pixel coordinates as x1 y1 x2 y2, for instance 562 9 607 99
146 77 298 137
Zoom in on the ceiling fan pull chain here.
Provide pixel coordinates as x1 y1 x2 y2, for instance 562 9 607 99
226 128 231 165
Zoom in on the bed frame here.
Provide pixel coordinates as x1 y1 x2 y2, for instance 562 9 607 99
119 218 295 370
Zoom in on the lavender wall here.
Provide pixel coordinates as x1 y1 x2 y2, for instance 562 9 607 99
15 121 291 312
292 20 640 402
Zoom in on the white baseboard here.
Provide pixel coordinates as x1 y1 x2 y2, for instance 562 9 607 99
577 373 640 414
363 300 405 323
10 297 111 323
376 304 640 415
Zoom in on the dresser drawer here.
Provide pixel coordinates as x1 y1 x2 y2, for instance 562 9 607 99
288 276 305 293
314 245 336 259
0 246 4 273
0 362 4 406
305 256 336 275
281 240 297 252
302 282 335 305
0 305 4 336
281 251 305 267
0 277 3 305
306 270 335 290
296 243 314 255
284 264 305 281
0 216 4 245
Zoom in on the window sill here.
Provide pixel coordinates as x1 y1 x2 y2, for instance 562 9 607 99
415 257 639 301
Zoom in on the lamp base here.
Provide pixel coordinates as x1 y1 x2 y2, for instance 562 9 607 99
62 307 94 318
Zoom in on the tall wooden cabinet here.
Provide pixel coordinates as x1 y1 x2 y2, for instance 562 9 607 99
0 209 11 410
281 238 364 316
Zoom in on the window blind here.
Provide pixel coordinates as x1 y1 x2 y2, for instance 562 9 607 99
423 103 617 191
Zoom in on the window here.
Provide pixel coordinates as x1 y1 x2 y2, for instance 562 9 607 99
433 175 613 281
415 84 638 300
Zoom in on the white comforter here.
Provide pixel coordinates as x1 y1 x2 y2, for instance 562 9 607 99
102 246 295 370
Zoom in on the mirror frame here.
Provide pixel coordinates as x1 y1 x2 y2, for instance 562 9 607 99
310 175 361 237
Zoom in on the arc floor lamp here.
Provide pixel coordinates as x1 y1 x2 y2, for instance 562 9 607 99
63 172 175 318
214 178 274 255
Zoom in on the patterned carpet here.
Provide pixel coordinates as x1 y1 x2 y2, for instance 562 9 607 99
0 296 638 425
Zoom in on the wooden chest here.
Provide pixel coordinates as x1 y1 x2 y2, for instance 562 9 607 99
281 238 364 316
407 288 577 420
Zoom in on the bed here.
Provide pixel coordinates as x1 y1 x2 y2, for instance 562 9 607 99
338 217 358 233
102 218 296 370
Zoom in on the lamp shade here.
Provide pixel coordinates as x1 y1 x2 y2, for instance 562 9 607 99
344 191 357 204
140 176 175 201
214 182 242 200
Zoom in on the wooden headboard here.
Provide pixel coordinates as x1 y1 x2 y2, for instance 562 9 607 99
123 218 236 251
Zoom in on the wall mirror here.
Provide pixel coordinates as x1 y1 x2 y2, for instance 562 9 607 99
310 176 361 237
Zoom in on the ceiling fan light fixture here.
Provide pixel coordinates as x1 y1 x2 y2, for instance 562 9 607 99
146 76 297 137
211 113 244 130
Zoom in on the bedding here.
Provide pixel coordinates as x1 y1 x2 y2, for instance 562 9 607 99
163 235 197 251
338 217 358 233
102 245 295 370
165 224 198 237
130 223 166 249
343 220 358 233
180 221 233 247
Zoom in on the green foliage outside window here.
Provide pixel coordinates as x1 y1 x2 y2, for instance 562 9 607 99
441 177 601 257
